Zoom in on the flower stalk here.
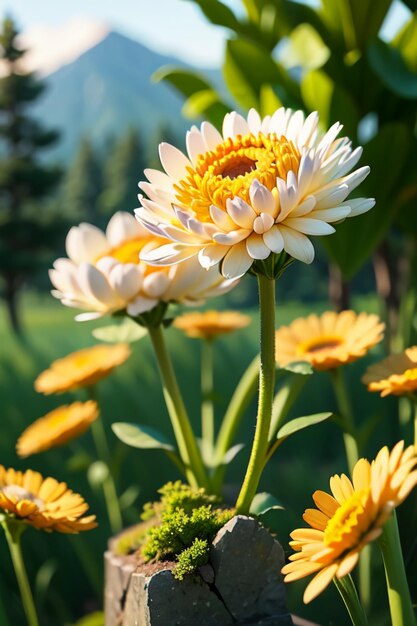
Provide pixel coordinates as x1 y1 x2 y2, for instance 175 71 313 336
333 574 368 626
378 512 416 626
148 324 208 489
236 273 276 514
2 521 39 626
330 367 359 473
201 338 215 454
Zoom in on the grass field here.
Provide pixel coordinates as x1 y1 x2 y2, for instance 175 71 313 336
0 289 408 625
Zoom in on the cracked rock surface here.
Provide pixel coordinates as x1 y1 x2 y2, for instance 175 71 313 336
104 515 293 626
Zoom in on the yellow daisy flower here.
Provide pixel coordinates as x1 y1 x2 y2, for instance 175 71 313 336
282 441 417 603
16 401 99 458
275 310 384 371
174 310 251 339
362 347 417 397
0 466 97 533
34 343 131 394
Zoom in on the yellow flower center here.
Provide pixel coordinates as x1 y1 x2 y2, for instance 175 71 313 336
1 485 44 511
297 335 343 355
324 489 369 550
174 132 301 221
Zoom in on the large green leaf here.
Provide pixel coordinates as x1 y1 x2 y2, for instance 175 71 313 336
92 318 147 343
185 0 241 31
393 12 417 72
277 412 332 441
223 38 300 110
153 67 229 126
368 39 417 99
249 492 284 516
322 123 410 279
112 422 175 451
301 69 359 138
281 23 330 71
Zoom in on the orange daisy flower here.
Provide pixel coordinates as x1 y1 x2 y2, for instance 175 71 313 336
174 310 251 340
362 347 417 397
275 311 384 371
282 441 417 603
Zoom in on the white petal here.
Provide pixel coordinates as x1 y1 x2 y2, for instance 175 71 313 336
106 211 144 246
263 225 284 253
209 204 236 230
249 180 278 216
213 229 250 245
109 264 143 300
201 121 222 151
286 110 305 142
246 233 271 259
310 206 352 222
143 168 175 192
141 242 200 265
223 111 249 139
253 213 275 234
289 195 316 218
276 178 298 219
142 272 170 298
279 226 315 264
75 312 104 322
298 112 319 147
347 197 375 217
66 223 108 264
283 218 335 236
341 166 370 192
226 197 256 229
331 146 363 179
159 142 192 180
198 244 228 269
186 127 206 165
139 182 176 206
269 107 290 135
221 242 253 279
78 263 120 307
247 108 262 135
127 296 158 316
297 151 315 198
314 184 350 209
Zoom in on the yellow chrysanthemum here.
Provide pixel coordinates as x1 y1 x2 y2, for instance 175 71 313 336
174 310 251 339
282 441 417 603
362 347 417 397
34 343 131 395
275 311 384 371
16 401 99 458
0 466 97 533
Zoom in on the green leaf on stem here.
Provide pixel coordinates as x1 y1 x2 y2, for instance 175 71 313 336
279 360 314 375
249 492 284 516
112 422 175 451
277 412 332 441
92 318 147 343
281 23 330 70
368 39 417 99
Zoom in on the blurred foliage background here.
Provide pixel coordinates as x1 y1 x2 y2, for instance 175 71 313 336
1 0 417 624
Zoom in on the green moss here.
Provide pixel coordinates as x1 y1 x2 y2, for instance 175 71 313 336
135 481 233 579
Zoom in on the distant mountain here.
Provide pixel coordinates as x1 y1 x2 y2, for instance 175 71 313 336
32 30 219 162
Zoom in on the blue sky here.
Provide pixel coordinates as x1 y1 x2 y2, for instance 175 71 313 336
0 0 410 68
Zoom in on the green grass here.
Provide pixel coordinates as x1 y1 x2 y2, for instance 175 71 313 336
0 290 409 625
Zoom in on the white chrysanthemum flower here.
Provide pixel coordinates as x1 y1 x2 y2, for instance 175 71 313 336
135 108 375 279
50 212 237 321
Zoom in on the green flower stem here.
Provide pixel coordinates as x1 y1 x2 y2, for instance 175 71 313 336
201 339 215 454
236 274 276 514
211 354 260 494
148 325 208 489
330 368 359 473
88 387 123 534
2 521 39 626
378 512 417 626
333 574 368 626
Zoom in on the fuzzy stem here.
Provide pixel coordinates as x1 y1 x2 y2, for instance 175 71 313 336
2 522 39 626
148 325 208 489
378 512 416 626
333 574 368 626
235 274 275 513
201 339 215 454
330 368 359 473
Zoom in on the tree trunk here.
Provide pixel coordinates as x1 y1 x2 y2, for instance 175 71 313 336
329 263 350 311
4 274 22 336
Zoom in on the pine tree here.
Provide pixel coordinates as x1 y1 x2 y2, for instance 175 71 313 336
0 17 62 334
99 128 145 217
63 137 102 223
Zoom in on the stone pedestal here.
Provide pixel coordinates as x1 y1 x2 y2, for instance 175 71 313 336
105 515 293 626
